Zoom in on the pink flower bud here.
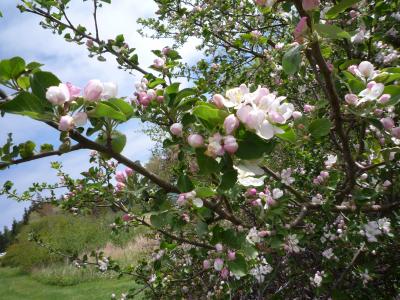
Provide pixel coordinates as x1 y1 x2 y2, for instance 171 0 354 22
247 188 257 196
138 92 151 106
122 214 133 222
162 47 170 55
115 171 126 183
187 134 204 148
58 115 74 131
177 194 186 206
153 57 165 68
304 104 315 113
302 0 320 11
345 94 358 105
294 17 308 43
258 230 270 237
383 180 392 187
220 267 229 279
320 171 329 178
359 61 375 79
379 94 391 104
223 135 239 154
203 260 211 269
156 95 164 103
215 243 223 252
224 114 239 134
125 167 134 176
227 250 236 261
84 79 103 101
380 117 395 130
170 123 183 137
115 182 126 192
212 94 225 109
66 82 81 100
292 111 303 120
86 39 94 47
46 84 70 105
214 258 224 271
374 109 383 116
392 127 400 139
347 65 358 75
266 197 277 207
349 10 358 18
73 112 88 127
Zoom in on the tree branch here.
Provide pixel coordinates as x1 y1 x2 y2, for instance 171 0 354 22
0 144 83 169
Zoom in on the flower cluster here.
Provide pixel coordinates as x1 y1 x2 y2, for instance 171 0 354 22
212 84 294 140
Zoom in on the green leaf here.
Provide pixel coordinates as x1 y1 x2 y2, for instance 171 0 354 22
40 144 54 153
165 83 180 95
88 102 127 121
309 118 332 138
236 131 276 159
108 98 133 118
0 57 25 81
30 71 61 108
196 148 220 175
175 88 197 107
195 187 216 198
219 168 238 190
177 174 194 192
282 45 302 75
314 23 351 39
192 103 227 129
0 92 50 119
148 78 165 88
96 131 127 156
227 254 248 277
19 141 36 159
276 128 296 143
325 0 360 19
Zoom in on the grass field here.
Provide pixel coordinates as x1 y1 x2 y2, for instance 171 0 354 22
0 267 143 300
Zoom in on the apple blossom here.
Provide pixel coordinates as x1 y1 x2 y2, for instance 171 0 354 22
235 162 265 187
115 171 126 183
101 82 118 99
227 250 236 261
379 94 391 104
203 260 211 270
304 104 315 113
58 115 74 131
215 243 223 252
292 111 302 119
187 134 204 148
153 57 165 68
272 188 283 199
156 95 164 103
115 182 126 192
380 117 394 130
73 112 88 127
46 83 70 105
212 94 225 108
220 267 229 279
206 133 225 157
392 127 400 139
358 61 375 79
170 123 183 137
84 79 103 101
345 93 359 105
124 167 133 177
224 114 239 134
66 82 81 99
214 258 224 271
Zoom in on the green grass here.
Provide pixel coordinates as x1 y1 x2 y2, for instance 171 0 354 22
0 267 143 300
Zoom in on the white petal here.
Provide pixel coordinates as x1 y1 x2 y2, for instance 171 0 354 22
257 120 275 140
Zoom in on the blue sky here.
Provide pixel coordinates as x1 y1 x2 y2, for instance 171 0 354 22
0 1 201 230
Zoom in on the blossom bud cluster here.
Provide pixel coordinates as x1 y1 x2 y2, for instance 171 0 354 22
114 167 134 192
246 186 283 209
134 78 164 107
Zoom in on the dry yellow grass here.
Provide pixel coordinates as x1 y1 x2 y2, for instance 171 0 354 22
101 235 158 266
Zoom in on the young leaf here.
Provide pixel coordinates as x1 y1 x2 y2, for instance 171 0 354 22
282 45 302 75
325 0 360 19
308 118 332 138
